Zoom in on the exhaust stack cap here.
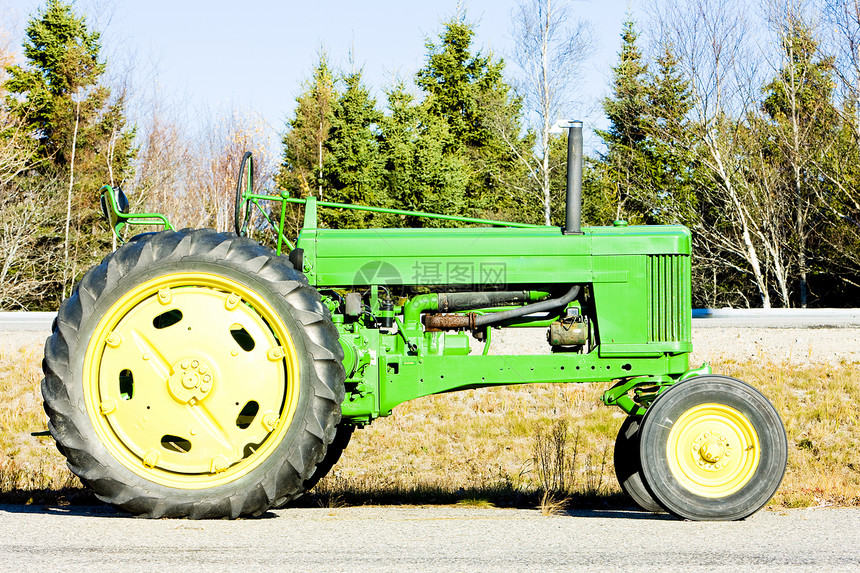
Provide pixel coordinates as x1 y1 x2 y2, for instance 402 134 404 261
550 119 580 134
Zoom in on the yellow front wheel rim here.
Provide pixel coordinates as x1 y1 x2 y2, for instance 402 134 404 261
667 404 760 498
83 272 301 489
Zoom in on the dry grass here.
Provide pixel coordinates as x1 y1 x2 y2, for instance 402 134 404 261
310 381 622 509
538 491 569 516
312 359 860 510
1 342 857 511
457 497 496 508
0 345 89 505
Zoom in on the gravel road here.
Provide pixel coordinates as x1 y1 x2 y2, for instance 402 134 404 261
0 504 857 572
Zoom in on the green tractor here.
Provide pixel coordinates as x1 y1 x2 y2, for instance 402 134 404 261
41 122 787 520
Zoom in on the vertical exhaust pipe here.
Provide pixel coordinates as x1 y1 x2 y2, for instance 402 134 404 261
564 120 583 235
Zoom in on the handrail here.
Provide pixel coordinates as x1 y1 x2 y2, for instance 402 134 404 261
241 191 547 229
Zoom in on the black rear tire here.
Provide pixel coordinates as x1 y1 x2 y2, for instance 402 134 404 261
302 421 355 492
42 229 345 518
273 420 356 509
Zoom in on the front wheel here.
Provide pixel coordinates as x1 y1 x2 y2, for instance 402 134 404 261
42 229 345 518
614 416 663 513
638 375 787 521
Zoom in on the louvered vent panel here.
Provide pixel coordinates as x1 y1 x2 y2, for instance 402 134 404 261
647 255 690 343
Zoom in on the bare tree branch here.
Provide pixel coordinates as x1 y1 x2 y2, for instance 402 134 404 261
510 0 594 225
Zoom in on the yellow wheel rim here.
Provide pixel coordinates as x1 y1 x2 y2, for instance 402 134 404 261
666 403 760 498
83 272 300 489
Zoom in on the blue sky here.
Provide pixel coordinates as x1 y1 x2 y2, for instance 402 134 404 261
3 1 639 151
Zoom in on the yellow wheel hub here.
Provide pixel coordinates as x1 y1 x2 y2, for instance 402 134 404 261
83 272 300 489
167 357 216 404
666 404 760 498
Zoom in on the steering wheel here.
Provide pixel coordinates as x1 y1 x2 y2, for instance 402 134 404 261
234 151 253 236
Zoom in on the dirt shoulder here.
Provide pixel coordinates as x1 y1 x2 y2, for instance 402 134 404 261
691 327 860 366
489 326 860 366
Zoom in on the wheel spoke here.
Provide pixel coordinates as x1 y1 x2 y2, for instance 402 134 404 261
126 328 173 379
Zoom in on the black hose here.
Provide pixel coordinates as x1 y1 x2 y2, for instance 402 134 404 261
439 291 532 312
473 285 580 327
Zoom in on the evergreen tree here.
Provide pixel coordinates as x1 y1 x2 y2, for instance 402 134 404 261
279 53 336 201
416 17 531 221
2 0 134 307
378 83 417 209
595 23 698 229
323 70 386 228
4 0 134 185
379 81 468 227
595 18 651 222
643 42 698 225
416 19 493 150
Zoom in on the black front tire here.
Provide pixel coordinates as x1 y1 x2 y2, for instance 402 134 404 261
614 416 663 513
638 375 787 521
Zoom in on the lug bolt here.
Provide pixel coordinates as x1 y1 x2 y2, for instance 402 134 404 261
210 456 228 473
105 332 122 348
262 413 278 431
